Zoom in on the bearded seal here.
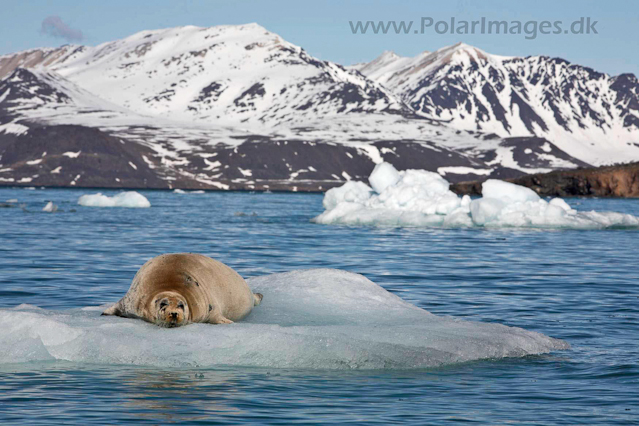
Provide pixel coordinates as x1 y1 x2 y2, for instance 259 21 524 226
102 253 263 327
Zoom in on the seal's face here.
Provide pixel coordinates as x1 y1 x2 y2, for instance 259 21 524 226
152 292 190 328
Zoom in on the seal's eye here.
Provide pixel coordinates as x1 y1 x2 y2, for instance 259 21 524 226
159 300 168 309
177 302 185 310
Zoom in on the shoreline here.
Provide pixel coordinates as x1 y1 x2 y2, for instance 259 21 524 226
4 162 639 198
452 162 639 198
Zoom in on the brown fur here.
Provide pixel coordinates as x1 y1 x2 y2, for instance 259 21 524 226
102 253 263 327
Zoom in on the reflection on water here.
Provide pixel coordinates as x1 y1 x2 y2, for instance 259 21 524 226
0 188 638 424
120 370 243 422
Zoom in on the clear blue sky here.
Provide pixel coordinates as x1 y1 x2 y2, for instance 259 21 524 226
2 0 638 76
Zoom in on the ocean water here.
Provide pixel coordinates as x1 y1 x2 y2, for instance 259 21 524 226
0 188 637 424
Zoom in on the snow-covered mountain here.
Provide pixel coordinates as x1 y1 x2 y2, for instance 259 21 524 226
3 24 409 125
0 25 633 191
352 43 639 165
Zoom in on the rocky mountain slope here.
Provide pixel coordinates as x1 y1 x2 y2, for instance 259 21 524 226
0 24 635 191
353 43 639 166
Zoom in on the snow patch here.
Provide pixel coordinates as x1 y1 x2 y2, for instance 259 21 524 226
0 122 29 135
438 166 493 176
63 151 81 159
238 167 252 177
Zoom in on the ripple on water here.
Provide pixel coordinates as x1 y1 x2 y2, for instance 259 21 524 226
0 188 637 424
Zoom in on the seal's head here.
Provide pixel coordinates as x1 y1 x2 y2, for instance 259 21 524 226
152 291 190 328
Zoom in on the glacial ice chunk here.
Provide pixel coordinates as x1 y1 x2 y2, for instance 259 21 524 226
78 192 151 208
42 201 57 212
481 179 540 203
322 181 372 210
369 162 401 193
315 164 463 226
0 270 568 369
173 189 205 194
314 162 639 229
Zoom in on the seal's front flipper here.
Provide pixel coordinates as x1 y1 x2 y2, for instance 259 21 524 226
206 307 234 324
253 293 263 306
101 302 122 317
212 316 233 324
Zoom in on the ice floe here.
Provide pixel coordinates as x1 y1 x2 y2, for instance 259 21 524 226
42 201 57 212
0 269 567 369
313 162 639 229
173 189 205 194
78 191 151 208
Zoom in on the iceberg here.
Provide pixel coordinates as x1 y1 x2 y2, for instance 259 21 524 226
0 269 567 370
313 163 639 229
78 191 151 208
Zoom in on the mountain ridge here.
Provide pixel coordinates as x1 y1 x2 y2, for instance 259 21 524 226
0 24 636 192
353 43 639 165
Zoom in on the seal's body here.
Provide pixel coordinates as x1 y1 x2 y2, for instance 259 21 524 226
102 253 262 327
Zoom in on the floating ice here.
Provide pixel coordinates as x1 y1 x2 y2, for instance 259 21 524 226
0 269 567 369
368 162 400 193
78 192 151 208
322 181 372 211
314 163 639 229
42 201 57 212
173 189 205 194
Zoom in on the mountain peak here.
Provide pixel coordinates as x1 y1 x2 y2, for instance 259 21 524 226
9 22 406 126
452 41 472 49
434 42 488 60
379 50 399 60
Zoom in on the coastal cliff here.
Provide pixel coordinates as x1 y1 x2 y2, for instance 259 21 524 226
452 163 639 198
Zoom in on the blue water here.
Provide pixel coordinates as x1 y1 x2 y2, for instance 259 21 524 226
0 188 638 424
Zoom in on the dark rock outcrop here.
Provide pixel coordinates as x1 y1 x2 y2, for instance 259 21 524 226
452 163 639 198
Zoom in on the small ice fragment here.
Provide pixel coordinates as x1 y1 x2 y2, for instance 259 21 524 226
549 198 572 212
42 201 57 212
174 189 205 194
